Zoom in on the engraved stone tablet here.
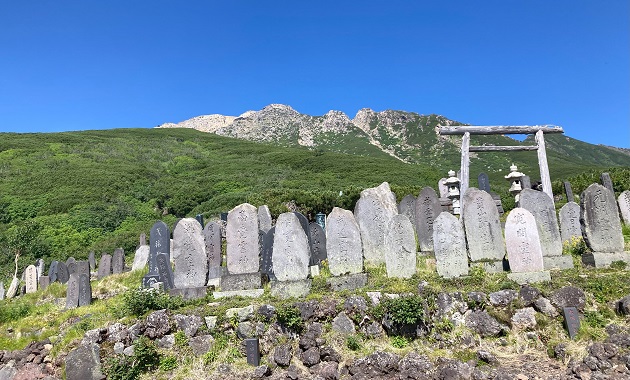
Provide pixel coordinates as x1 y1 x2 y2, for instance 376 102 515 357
580 183 624 253
156 252 175 290
309 222 327 266
563 181 574 202
563 306 580 340
78 273 91 307
204 221 222 269
519 189 562 257
272 212 310 281
477 172 491 193
438 178 448 198
398 194 416 229
245 338 260 366
88 251 96 271
131 245 149 271
227 203 260 274
39 276 50 290
49 261 59 283
35 258 45 279
195 214 204 227
521 176 531 191
415 187 443 252
142 274 160 289
260 227 275 278
57 262 70 284
600 172 614 194
618 190 630 225
97 254 111 280
66 273 79 309
384 215 417 279
354 182 398 264
112 248 125 274
139 232 147 247
149 221 170 275
559 202 582 243
76 261 90 276
25 265 38 293
326 207 363 276
462 188 506 262
173 218 208 288
433 212 468 278
66 257 77 275
293 212 313 253
258 205 273 234
505 208 544 273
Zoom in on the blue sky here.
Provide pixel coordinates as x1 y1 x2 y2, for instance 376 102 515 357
1 1 628 147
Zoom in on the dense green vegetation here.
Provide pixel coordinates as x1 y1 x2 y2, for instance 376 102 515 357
0 127 628 281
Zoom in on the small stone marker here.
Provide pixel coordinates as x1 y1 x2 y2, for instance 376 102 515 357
204 221 222 269
559 202 582 243
131 245 150 271
260 227 276 279
563 181 574 202
438 178 448 198
78 273 91 307
600 172 614 194
326 207 363 276
521 175 531 191
173 218 208 288
35 258 45 279
309 222 327 266
57 262 70 284
88 251 96 271
397 194 417 228
220 212 228 222
618 190 630 225
139 232 147 246
354 182 398 264
112 248 125 274
195 214 204 227
258 205 273 234
462 188 506 265
76 261 90 276
505 208 544 273
580 183 624 253
149 221 171 276
433 212 468 278
49 261 59 282
39 276 50 290
142 274 160 289
66 273 80 309
0 282 5 300
384 215 417 279
272 212 310 281
97 254 111 280
25 265 38 293
519 189 562 257
245 338 260 366
156 252 175 290
226 203 260 274
315 212 326 230
66 257 77 275
563 307 580 339
477 172 491 193
415 187 442 252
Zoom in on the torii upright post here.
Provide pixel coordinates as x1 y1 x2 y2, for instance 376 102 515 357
535 130 554 205
459 132 470 213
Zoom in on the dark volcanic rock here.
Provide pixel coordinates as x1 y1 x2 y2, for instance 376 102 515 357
144 309 171 339
273 344 292 367
550 286 586 311
349 351 400 377
464 311 507 337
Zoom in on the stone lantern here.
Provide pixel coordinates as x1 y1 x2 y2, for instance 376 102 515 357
445 170 461 214
505 164 525 203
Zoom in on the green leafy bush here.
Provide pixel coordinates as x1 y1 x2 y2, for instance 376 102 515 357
158 356 178 371
0 299 32 324
346 335 362 351
381 295 425 326
117 288 180 318
276 305 304 332
390 335 410 348
104 336 160 380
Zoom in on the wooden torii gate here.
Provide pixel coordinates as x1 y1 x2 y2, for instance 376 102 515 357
437 125 564 213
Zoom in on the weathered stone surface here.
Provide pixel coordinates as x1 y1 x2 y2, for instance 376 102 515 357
257 205 273 234
464 310 507 337
76 260 90 276
169 286 208 300
564 181 574 202
260 227 275 279
519 189 562 257
462 188 505 262
348 351 400 377
220 273 262 291
534 297 559 317
66 257 77 274
384 215 416 278
66 273 80 309
189 335 214 356
551 286 586 312
273 344 292 367
600 172 614 193
478 172 491 193
149 221 170 275
326 207 363 276
438 178 448 198
203 221 222 269
511 307 538 330
489 289 517 307
25 265 37 293
88 251 96 271
433 212 468 278
227 203 260 274
35 258 45 279
65 343 104 380
225 305 255 322
173 218 207 288
505 208 544 273
97 254 111 280
78 273 91 307
309 222 327 266
619 190 630 225
145 309 171 339
398 194 417 228
131 245 149 271
582 252 630 268
559 202 582 243
415 187 443 252
332 312 356 334
38 275 50 290
270 279 311 299
156 252 174 290
213 289 264 299
542 255 574 270
174 314 203 337
580 183 624 253
507 270 551 285
5 276 19 299
272 212 310 281
112 248 125 274
206 265 225 287
326 273 367 292
354 182 398 264
49 260 59 282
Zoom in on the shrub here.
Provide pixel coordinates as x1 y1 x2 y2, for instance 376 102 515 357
158 356 178 371
563 236 588 256
117 287 180 318
381 295 425 326
346 335 362 351
276 305 304 332
104 336 160 380
390 335 409 348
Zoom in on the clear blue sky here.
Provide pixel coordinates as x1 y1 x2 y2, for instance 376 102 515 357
1 1 628 147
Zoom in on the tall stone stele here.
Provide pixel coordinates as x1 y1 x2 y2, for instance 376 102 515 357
559 202 582 243
384 215 417 279
226 203 260 274
618 190 630 225
173 218 208 288
415 187 443 252
354 182 398 264
433 212 468 279
462 188 506 272
271 212 312 298
397 194 417 229
504 208 550 284
580 183 628 267
326 207 363 276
